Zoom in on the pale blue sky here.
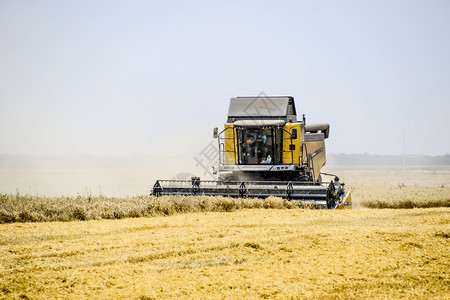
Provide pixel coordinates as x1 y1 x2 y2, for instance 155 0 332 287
1 0 449 157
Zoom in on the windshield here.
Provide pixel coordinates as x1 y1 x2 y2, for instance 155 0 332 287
236 127 282 165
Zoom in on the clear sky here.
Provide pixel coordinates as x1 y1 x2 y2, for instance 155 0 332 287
1 0 449 157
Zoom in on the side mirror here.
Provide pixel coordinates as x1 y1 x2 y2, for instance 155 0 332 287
213 127 218 139
291 128 297 139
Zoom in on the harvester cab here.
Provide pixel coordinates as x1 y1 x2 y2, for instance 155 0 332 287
152 96 351 209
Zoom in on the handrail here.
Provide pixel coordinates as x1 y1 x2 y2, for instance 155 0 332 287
300 143 308 167
217 127 237 165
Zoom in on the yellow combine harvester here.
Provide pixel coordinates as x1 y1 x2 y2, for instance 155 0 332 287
153 96 352 209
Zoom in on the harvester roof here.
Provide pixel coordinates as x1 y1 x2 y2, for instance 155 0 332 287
227 96 297 123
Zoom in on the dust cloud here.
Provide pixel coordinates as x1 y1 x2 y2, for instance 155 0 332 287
0 152 216 197
1 153 449 197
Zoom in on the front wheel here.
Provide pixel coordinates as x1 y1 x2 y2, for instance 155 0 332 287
326 182 337 209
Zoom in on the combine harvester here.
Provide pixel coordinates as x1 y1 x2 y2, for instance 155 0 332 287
153 96 351 209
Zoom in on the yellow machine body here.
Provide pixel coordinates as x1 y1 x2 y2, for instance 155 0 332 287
222 122 327 183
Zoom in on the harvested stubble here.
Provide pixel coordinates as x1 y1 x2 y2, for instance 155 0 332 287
0 208 448 299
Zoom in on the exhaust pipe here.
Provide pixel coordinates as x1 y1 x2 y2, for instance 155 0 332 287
305 123 330 139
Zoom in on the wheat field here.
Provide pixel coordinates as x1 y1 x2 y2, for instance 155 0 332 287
1 208 449 299
1 169 449 298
